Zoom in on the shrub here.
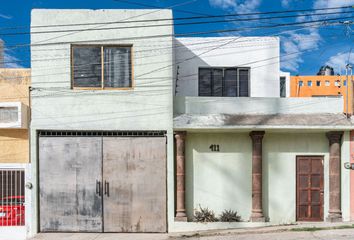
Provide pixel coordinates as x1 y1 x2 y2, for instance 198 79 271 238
219 209 242 222
194 205 218 222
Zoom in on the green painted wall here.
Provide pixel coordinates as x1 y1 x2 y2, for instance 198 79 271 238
185 132 252 221
185 131 350 224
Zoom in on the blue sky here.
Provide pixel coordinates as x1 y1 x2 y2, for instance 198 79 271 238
0 0 353 75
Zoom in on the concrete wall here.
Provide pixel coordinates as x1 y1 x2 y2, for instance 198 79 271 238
30 9 174 236
183 131 350 226
174 37 280 97
0 68 30 164
174 96 343 115
185 132 252 221
290 75 350 114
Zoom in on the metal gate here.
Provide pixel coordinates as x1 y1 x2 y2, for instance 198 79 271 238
39 131 166 233
0 169 25 226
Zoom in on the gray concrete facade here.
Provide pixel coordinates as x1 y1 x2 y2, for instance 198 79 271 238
30 9 174 237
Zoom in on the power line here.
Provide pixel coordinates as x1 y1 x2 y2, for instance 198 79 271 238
0 5 352 31
0 25 339 84
6 16 352 49
2 10 353 36
2 22 337 66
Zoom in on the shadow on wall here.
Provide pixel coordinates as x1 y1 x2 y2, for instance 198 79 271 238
174 39 210 97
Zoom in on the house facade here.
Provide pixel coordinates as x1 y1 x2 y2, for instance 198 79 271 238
0 68 30 238
172 36 352 231
30 9 173 235
28 8 354 237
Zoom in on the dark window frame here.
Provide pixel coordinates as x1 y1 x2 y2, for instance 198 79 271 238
71 44 134 90
198 67 250 97
280 76 286 98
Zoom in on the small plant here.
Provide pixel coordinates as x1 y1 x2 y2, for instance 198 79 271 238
194 205 218 222
219 209 242 222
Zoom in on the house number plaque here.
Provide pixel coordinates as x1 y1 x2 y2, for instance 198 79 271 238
209 144 220 152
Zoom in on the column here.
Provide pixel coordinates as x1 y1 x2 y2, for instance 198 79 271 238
249 131 266 222
175 131 187 221
326 131 343 222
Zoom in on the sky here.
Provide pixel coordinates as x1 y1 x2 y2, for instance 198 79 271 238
0 0 353 75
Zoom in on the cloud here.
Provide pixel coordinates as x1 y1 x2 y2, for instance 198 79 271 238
0 39 23 68
314 0 354 9
0 13 12 20
326 51 354 74
281 0 291 8
209 0 261 13
280 0 353 72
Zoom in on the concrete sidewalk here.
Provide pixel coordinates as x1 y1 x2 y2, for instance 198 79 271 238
29 221 354 240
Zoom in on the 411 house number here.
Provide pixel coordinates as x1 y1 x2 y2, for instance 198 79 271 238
209 144 220 152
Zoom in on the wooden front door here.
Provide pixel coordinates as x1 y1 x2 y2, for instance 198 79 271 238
296 156 324 221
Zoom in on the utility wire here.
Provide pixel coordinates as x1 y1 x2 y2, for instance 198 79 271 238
5 16 352 49
2 22 336 65
0 5 352 31
1 10 353 36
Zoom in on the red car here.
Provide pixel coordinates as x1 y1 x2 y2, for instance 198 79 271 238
0 196 25 226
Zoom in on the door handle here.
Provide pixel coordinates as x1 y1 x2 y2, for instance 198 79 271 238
104 180 110 197
96 180 101 197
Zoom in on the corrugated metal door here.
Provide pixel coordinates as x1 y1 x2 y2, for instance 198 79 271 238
102 137 166 232
296 156 324 221
39 137 103 232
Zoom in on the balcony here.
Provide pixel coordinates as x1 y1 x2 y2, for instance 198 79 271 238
0 102 28 129
173 96 351 130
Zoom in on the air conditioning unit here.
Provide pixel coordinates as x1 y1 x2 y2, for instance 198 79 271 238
0 102 28 129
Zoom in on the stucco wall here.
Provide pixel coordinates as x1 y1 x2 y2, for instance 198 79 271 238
174 37 280 97
185 132 252 221
30 9 174 236
0 130 29 163
0 68 30 164
184 131 350 225
174 96 343 115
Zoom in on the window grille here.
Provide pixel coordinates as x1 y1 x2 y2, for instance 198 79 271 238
0 169 25 226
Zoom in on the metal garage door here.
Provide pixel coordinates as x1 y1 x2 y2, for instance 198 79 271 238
39 137 103 232
39 133 166 233
103 137 166 232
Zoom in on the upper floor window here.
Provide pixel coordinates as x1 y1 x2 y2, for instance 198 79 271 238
325 80 330 86
316 80 321 86
307 81 312 87
72 45 132 89
198 67 250 97
334 80 340 86
299 81 303 86
344 80 347 86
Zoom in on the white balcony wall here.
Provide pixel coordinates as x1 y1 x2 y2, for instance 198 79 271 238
174 37 280 97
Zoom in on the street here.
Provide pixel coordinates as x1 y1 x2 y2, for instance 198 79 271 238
179 229 354 240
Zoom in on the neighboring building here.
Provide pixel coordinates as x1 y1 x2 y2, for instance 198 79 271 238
290 75 351 114
0 68 30 238
30 9 173 236
173 36 353 230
